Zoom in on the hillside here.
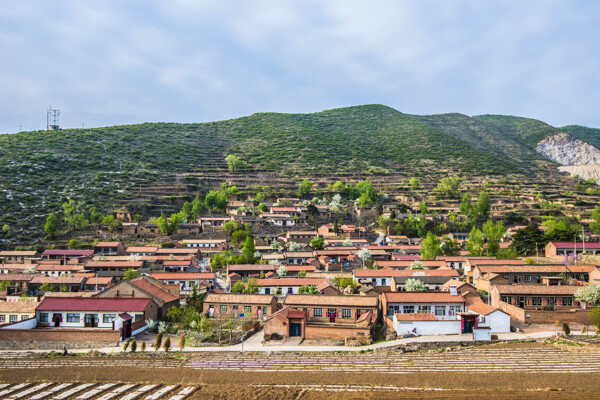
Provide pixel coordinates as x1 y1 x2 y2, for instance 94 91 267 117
0 104 597 241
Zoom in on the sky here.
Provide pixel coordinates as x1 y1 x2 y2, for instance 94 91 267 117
1 0 599 133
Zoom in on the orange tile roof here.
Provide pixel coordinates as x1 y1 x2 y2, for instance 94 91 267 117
204 293 275 305
354 269 458 277
493 284 580 295
283 294 378 307
467 303 504 316
150 272 215 280
257 278 328 287
383 292 464 303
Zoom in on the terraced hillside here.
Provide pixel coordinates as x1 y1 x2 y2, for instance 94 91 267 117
0 104 598 242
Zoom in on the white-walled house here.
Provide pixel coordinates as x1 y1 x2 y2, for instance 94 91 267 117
256 278 329 295
150 272 216 291
467 302 511 333
35 297 157 329
393 313 461 336
382 291 465 320
355 269 459 288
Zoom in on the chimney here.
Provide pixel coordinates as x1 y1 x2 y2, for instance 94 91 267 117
449 285 458 296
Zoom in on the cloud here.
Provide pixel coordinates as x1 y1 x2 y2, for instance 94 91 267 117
0 0 599 133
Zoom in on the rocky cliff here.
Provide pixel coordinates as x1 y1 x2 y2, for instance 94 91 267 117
536 132 600 180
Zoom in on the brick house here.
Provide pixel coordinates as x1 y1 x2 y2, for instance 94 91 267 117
203 293 278 319
0 300 38 324
472 264 595 289
491 284 581 310
280 294 379 339
94 242 125 256
256 278 330 295
0 251 40 264
227 264 277 278
285 231 318 243
29 275 86 294
41 250 94 264
125 246 159 256
264 306 307 339
84 261 144 272
545 241 600 258
150 272 217 292
36 297 158 328
354 269 459 287
382 291 465 320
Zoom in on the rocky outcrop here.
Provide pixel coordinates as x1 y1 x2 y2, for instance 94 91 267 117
537 132 600 180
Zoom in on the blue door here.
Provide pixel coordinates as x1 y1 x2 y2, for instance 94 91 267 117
290 323 302 337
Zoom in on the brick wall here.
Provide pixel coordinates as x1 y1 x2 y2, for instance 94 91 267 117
304 324 371 340
526 309 590 325
264 317 288 338
0 328 120 350
497 301 526 321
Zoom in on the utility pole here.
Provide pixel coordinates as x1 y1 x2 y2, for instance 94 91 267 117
574 234 578 265
535 242 539 264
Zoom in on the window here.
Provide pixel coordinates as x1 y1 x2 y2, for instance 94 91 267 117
313 308 323 317
388 305 401 316
501 296 511 304
135 314 142 321
418 305 430 314
341 309 352 319
9 315 18 323
434 306 445 316
103 314 116 323
403 305 415 314
532 297 542 306
563 297 573 306
479 316 486 324
21 315 28 320
244 306 252 314
220 305 227 313
536 276 542 284
381 279 387 286
66 313 80 323
262 306 268 315
524 275 531 283
448 306 457 316
39 313 48 323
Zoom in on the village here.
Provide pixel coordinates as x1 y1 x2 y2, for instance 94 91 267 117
0 188 599 354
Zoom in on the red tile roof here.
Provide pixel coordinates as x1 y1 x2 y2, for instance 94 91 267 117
36 297 151 312
257 278 328 287
95 242 122 247
42 250 94 256
30 275 85 284
204 293 276 305
383 292 465 303
467 303 505 316
354 269 459 277
130 278 179 303
549 241 600 249
150 272 216 280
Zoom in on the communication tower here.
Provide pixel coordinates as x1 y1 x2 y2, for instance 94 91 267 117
46 106 60 130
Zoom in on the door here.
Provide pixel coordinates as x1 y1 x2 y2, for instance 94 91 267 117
52 313 62 327
462 319 475 334
85 314 98 328
208 306 214 318
290 323 302 337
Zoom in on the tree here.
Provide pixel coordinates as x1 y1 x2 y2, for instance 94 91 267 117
298 270 307 277
124 269 139 280
130 338 137 353
299 285 320 294
466 227 486 256
543 217 580 242
154 333 163 351
477 191 491 218
242 235 257 264
440 237 461 256
405 278 428 292
590 307 600 329
357 248 372 267
298 179 313 198
163 337 171 352
433 176 462 199
226 154 245 172
287 242 302 252
44 212 60 239
257 203 269 213
512 224 546 256
575 284 600 306
39 282 55 293
407 261 425 270
191 195 206 219
420 232 442 260
459 193 472 215
179 334 186 352
482 220 507 256
62 199 88 231
244 278 261 294
101 214 122 235
232 281 245 293
277 265 288 277
591 206 600 235
181 201 193 222
157 214 169 235
311 237 325 250
332 220 340 236
409 177 421 190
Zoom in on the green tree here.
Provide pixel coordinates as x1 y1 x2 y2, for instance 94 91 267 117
459 193 472 215
298 179 313 197
39 282 55 293
409 177 421 190
242 235 256 264
440 237 461 256
332 220 340 236
543 217 580 242
311 237 325 250
298 285 320 294
181 201 193 222
232 281 245 293
191 195 206 219
124 269 139 280
44 212 60 239
477 191 491 218
512 224 546 256
482 220 507 256
591 205 600 235
257 203 269 213
433 176 462 199
244 278 261 294
420 232 442 260
590 307 600 329
466 226 486 256
157 214 169 235
405 278 427 292
297 270 307 277
419 202 429 214
226 154 245 172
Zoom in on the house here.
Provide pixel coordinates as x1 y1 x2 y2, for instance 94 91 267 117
82 275 115 292
0 263 37 274
392 313 462 336
94 242 125 256
545 241 600 258
199 217 232 231
262 213 296 227
36 297 157 328
125 246 158 257
285 265 319 276
264 306 307 339
84 261 144 272
472 264 595 289
162 260 195 272
0 274 35 295
94 276 179 319
184 239 228 252
280 294 379 339
464 258 525 274
41 250 94 264
354 269 459 287
155 248 201 260
36 264 85 277
375 260 447 269
227 264 277 278
255 278 330 295
284 252 314 265
0 300 38 324
285 231 318 243
0 251 40 264
150 272 217 292
441 279 478 297
467 302 511 333
29 275 86 294
202 293 278 319
382 291 465 320
491 284 581 310
437 256 495 270
317 224 367 238
389 275 455 292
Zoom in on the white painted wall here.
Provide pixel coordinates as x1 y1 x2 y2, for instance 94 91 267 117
0 317 37 330
478 310 511 333
393 316 461 336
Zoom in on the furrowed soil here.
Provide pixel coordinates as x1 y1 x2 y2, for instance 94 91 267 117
1 342 600 398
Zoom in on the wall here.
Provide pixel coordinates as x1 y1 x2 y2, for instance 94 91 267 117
525 309 590 325
486 311 511 333
304 324 371 340
0 328 120 350
0 317 37 330
497 301 526 321
264 317 289 338
393 318 461 336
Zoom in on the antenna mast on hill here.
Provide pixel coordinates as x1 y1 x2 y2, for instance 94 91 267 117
46 106 60 130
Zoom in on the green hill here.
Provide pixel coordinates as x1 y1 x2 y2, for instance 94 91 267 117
0 104 595 241
561 125 600 149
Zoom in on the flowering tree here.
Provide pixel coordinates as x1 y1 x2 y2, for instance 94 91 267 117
405 278 427 292
575 284 600 306
407 261 425 270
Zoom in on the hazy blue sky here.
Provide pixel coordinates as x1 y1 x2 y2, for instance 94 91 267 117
1 1 599 133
